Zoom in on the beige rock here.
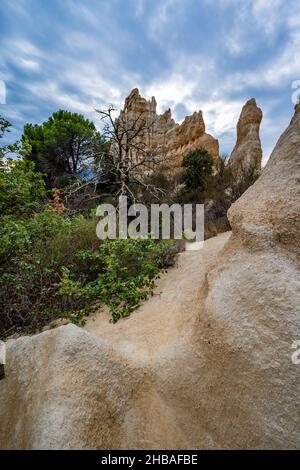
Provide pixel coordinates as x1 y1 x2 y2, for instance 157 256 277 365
0 106 299 449
167 111 220 170
228 98 263 178
229 102 300 253
0 325 142 449
198 103 300 448
119 88 221 171
41 318 69 332
0 234 230 450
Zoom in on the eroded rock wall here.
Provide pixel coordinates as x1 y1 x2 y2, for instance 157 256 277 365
196 104 300 448
120 88 220 170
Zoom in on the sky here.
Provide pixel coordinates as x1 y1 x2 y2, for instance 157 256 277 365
1 0 300 163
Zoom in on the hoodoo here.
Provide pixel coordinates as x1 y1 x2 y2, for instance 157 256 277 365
228 98 263 178
119 88 221 171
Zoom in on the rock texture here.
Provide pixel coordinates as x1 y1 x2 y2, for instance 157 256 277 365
228 98 263 178
0 234 230 450
120 88 221 170
195 103 300 448
0 106 299 450
0 325 142 449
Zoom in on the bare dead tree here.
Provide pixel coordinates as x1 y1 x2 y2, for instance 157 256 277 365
58 175 101 214
95 104 170 203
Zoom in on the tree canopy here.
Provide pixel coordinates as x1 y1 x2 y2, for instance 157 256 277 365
22 110 106 187
0 116 19 159
182 148 213 191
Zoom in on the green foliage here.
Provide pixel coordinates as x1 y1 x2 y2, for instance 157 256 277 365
0 115 177 338
0 206 175 335
1 115 45 217
0 116 20 158
22 109 106 187
0 158 45 216
58 238 172 324
182 148 213 190
202 158 259 238
0 116 11 139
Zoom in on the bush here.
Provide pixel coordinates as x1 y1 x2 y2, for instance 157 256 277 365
0 142 177 337
202 159 259 238
0 208 72 335
0 206 176 336
58 238 174 324
0 158 45 216
182 148 213 190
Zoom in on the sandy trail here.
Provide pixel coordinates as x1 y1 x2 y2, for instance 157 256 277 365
85 231 231 362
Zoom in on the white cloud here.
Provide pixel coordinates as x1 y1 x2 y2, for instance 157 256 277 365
1 38 41 73
147 0 185 39
2 0 300 164
225 0 286 56
143 73 198 114
9 39 40 57
18 58 40 71
201 99 244 136
252 0 284 36
26 80 89 113
223 29 300 91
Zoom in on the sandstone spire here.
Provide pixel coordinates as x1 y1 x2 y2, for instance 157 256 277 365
228 98 263 178
119 88 221 170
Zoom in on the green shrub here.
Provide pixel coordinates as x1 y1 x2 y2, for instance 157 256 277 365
182 148 213 190
0 207 175 336
0 148 176 336
0 208 73 334
58 238 173 324
0 158 45 216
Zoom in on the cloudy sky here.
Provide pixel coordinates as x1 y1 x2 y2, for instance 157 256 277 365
1 0 300 163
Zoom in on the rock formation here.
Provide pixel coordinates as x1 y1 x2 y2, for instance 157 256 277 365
0 105 299 449
0 234 231 450
195 103 300 448
120 88 221 171
228 98 263 178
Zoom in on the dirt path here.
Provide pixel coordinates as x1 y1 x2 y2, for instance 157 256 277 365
85 231 231 363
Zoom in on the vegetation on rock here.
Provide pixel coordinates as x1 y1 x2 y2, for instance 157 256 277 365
0 113 176 337
0 98 258 338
